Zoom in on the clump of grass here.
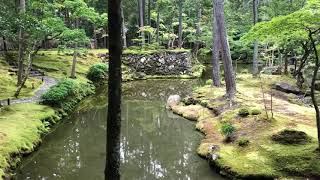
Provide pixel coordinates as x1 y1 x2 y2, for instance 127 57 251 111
221 123 236 142
251 108 262 115
238 137 250 147
238 107 250 117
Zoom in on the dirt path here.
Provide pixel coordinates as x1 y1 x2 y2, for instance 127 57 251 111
0 76 58 105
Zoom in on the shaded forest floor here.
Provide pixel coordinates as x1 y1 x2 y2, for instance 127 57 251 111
171 74 320 179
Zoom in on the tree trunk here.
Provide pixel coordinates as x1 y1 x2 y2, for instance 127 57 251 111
212 0 221 87
309 31 320 149
178 0 183 48
214 0 236 99
156 10 160 43
252 0 260 77
106 0 122 179
147 0 152 43
194 5 202 56
17 0 26 86
2 36 7 52
284 51 289 75
139 0 145 46
70 50 78 79
93 26 98 49
121 3 127 48
14 51 33 98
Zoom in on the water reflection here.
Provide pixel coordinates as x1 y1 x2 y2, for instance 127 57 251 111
16 80 224 180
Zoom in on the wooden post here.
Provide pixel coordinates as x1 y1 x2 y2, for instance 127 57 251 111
7 98 10 106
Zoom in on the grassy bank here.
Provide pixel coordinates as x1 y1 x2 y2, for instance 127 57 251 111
0 104 58 178
171 74 320 179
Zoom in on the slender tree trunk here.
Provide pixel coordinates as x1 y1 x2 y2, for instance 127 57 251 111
147 0 152 43
178 0 183 48
212 0 221 86
156 10 160 43
106 0 122 179
139 0 145 46
15 51 33 98
252 0 260 77
93 26 98 49
70 50 78 79
309 31 320 149
214 0 236 99
121 3 127 48
2 37 7 52
18 0 26 86
284 51 289 75
194 5 202 56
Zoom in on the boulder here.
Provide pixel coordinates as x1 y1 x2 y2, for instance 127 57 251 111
273 82 301 95
166 95 181 109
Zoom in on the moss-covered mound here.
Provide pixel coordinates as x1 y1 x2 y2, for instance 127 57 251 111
271 129 311 145
171 74 320 179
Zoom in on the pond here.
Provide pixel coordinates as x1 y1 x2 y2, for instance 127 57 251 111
15 79 225 180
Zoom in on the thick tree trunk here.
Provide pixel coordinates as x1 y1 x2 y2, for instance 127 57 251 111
106 0 122 179
178 0 183 48
212 0 221 86
214 0 236 99
309 31 320 149
121 3 127 48
70 51 78 79
17 0 26 86
252 0 260 77
139 0 145 46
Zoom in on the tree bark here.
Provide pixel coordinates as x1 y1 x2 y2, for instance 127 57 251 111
178 0 183 48
214 0 236 99
2 36 7 52
194 5 202 56
156 10 160 43
284 51 289 75
139 0 145 46
309 30 320 149
17 0 26 86
147 0 152 43
252 0 260 77
70 50 78 79
106 0 122 179
121 3 127 48
212 1 221 87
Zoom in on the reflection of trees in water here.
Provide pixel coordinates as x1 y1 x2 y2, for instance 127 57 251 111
120 100 200 179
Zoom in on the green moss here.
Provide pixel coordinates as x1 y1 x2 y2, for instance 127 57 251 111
0 104 57 178
238 108 250 117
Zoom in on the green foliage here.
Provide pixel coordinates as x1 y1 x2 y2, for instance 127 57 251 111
206 79 213 85
238 108 250 117
238 137 250 147
86 63 108 84
221 123 236 137
251 108 262 115
41 79 94 112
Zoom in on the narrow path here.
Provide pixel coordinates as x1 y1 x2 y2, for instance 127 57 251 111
0 76 58 105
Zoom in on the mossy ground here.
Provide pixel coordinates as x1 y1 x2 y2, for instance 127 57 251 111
0 104 57 179
172 74 319 179
0 57 42 100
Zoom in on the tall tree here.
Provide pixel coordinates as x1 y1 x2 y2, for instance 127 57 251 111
106 0 122 179
178 0 183 48
214 0 236 99
17 0 26 86
212 0 221 87
252 0 260 77
139 0 145 46
121 2 127 48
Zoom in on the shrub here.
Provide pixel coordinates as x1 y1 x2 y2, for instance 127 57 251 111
238 137 250 147
206 79 213 85
238 108 250 117
271 129 311 145
221 123 236 137
251 108 262 115
41 79 94 112
86 63 108 84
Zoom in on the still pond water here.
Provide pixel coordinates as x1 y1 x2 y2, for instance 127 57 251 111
16 79 225 180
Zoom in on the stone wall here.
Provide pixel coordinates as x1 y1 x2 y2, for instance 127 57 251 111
122 52 191 75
